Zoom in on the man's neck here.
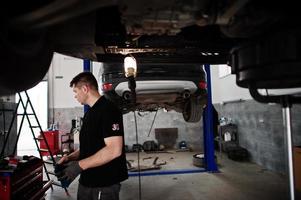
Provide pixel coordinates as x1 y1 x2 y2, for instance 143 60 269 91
86 92 101 107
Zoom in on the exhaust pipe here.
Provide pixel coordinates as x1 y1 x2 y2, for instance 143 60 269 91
182 90 191 99
123 91 131 100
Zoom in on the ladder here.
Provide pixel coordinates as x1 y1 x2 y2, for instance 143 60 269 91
0 91 68 194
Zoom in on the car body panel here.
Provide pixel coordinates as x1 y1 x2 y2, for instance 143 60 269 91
115 80 198 96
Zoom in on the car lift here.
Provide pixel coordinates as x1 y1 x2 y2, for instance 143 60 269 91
83 59 92 113
84 60 217 200
128 64 218 176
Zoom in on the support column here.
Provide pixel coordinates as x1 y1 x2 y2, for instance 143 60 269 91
83 59 91 113
282 96 295 200
203 64 218 172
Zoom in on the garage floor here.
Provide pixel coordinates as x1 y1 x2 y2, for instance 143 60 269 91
46 151 290 200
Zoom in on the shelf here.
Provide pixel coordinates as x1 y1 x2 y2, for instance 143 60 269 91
61 139 74 144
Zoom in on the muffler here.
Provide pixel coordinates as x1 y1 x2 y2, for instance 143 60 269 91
123 91 131 100
182 90 191 99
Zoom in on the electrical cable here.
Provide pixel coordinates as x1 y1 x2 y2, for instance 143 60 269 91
1 104 6 156
147 109 158 137
133 111 142 200
2 104 7 155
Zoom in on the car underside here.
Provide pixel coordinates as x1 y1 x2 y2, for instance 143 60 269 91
101 62 207 122
1 0 301 96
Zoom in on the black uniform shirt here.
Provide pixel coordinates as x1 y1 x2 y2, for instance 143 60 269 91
79 96 128 187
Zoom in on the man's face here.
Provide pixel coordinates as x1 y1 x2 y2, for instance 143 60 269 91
72 84 87 105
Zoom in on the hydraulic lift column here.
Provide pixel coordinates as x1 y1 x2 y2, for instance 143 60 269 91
203 64 218 172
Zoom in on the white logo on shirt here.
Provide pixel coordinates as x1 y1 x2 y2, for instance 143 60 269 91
112 124 120 131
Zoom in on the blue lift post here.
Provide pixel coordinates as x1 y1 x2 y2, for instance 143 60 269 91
83 59 91 113
203 64 218 172
129 64 218 176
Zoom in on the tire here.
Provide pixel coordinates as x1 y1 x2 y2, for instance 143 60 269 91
193 153 217 167
193 153 204 167
0 29 53 95
182 97 203 122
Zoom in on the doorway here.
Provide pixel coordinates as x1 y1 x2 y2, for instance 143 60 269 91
16 81 48 156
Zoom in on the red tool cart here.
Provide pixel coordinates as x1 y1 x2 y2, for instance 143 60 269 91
39 130 60 156
0 156 52 200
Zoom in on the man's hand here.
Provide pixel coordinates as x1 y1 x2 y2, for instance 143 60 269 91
57 155 69 165
55 161 82 187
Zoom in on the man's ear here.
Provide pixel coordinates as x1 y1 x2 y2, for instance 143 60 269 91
82 85 89 93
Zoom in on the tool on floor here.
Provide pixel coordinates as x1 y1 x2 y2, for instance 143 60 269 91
142 157 152 161
153 157 166 166
127 156 167 172
126 160 134 170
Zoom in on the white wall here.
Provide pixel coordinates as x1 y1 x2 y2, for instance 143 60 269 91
48 53 85 108
210 65 252 104
48 53 104 109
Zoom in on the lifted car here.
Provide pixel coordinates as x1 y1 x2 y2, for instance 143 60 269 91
101 62 207 122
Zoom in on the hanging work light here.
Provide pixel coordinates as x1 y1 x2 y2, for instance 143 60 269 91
124 55 137 78
124 55 137 105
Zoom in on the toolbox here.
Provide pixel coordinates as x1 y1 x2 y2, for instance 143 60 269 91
0 156 52 200
39 130 60 156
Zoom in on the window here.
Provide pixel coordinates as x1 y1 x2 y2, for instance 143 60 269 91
218 64 231 78
17 81 48 156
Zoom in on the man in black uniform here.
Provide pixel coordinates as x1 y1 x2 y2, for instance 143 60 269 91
56 72 128 200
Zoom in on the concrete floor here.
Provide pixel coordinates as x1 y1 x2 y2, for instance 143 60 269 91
45 151 291 200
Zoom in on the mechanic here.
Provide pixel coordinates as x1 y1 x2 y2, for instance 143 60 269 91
56 72 128 200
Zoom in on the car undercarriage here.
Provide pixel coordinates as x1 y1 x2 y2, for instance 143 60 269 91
1 0 301 96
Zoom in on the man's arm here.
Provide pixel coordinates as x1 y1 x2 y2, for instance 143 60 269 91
57 149 80 164
78 136 123 170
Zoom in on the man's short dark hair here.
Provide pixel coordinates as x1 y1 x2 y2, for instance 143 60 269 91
70 72 98 91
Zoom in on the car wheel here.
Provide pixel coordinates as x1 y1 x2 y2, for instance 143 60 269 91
0 30 53 95
182 97 203 123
